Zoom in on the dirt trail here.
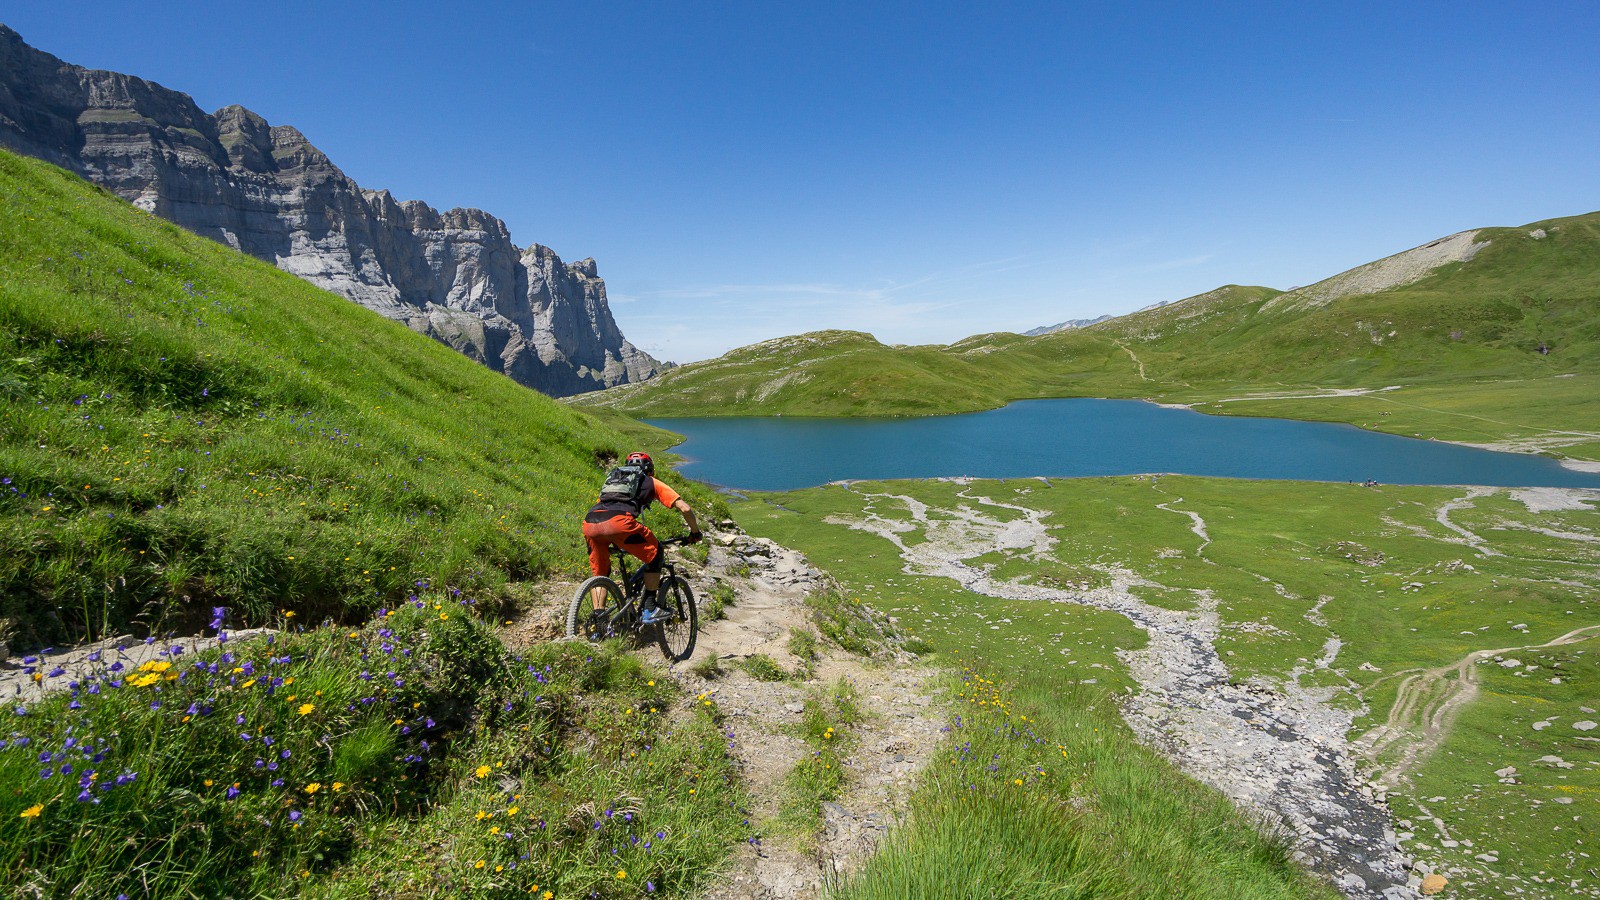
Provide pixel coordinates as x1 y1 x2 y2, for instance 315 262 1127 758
1114 341 1151 381
1213 386 1404 403
511 528 943 899
826 487 1416 900
1353 624 1600 789
687 535 943 899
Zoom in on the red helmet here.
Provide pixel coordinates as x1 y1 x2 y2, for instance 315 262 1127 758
625 452 654 475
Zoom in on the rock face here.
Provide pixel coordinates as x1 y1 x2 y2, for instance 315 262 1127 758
1021 314 1113 336
0 25 665 396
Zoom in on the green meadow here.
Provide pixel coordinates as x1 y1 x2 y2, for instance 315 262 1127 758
732 476 1600 898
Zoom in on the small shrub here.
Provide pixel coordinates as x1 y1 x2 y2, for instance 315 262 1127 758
701 581 736 622
787 627 820 679
689 655 725 680
738 654 789 682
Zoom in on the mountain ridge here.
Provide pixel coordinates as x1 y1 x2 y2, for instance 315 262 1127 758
0 24 664 397
575 211 1600 457
1022 314 1114 335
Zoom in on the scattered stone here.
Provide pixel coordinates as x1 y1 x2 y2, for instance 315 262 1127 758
1420 873 1449 895
1533 720 1552 731
1498 658 1521 668
1535 755 1574 769
1575 721 1598 732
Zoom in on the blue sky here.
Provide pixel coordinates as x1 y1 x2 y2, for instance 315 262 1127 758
8 3 1599 361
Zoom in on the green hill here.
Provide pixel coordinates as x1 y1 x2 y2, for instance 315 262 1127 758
575 218 1600 459
0 145 1361 900
0 148 701 648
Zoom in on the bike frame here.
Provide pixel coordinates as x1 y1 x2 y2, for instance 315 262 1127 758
602 537 688 628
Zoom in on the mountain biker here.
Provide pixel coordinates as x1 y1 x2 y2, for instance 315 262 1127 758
582 452 702 625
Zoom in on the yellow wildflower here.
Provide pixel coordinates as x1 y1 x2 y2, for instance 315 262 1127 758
306 782 322 794
475 860 485 870
332 782 345 792
474 765 492 778
20 804 43 819
616 869 627 879
298 703 316 716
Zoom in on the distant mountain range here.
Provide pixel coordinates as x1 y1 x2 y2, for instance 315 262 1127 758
0 25 664 397
1022 315 1115 336
576 212 1600 420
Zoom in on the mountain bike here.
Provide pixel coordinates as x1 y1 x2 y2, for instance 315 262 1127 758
566 536 698 662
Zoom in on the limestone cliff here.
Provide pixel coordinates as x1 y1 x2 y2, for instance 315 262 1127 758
0 25 666 396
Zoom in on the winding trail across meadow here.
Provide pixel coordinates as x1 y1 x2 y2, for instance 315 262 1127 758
826 488 1416 900
1354 624 1600 790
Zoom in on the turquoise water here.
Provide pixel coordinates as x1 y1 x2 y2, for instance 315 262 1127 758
646 398 1600 491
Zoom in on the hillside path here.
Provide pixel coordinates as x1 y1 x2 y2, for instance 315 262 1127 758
1353 624 1600 789
507 527 943 899
687 535 943 899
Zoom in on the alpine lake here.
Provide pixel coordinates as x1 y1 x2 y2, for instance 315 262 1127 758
647 398 1600 491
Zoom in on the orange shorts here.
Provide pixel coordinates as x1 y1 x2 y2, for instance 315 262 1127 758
581 514 659 576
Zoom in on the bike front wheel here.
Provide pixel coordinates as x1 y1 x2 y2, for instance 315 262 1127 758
568 576 624 642
655 575 698 662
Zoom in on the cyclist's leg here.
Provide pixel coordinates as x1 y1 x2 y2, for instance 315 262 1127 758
618 520 663 601
581 520 619 610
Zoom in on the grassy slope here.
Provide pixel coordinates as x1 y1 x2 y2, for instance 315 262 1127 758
0 148 716 648
575 217 1600 458
0 151 750 897
736 477 1600 899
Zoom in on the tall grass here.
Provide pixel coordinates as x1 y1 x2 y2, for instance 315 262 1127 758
833 662 1335 899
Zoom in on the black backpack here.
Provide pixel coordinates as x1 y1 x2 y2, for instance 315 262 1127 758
598 464 654 514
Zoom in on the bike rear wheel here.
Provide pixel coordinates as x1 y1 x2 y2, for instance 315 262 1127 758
655 575 698 662
568 576 624 642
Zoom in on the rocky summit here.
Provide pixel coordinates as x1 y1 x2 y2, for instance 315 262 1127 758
0 25 665 397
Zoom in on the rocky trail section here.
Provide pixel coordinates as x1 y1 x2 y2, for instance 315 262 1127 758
2 628 276 703
826 488 1419 900
507 525 943 899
